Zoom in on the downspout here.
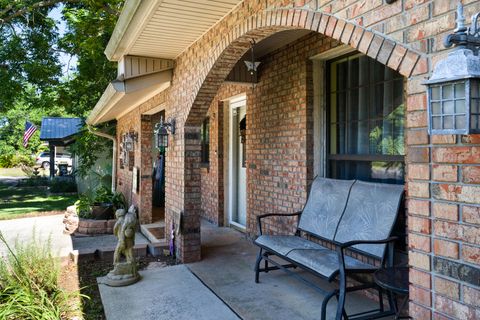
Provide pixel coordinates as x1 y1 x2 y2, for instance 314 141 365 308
87 125 116 193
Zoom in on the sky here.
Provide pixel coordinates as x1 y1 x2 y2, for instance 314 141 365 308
48 5 78 78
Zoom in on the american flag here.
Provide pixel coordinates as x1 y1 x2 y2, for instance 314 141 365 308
23 121 37 147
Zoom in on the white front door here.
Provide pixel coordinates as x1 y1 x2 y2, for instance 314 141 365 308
229 96 247 229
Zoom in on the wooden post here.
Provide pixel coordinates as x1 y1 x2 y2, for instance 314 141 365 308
49 143 55 179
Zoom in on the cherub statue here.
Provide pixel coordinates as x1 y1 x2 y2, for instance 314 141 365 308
113 207 136 264
103 205 140 286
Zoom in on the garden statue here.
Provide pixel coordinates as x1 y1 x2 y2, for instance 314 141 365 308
103 205 140 286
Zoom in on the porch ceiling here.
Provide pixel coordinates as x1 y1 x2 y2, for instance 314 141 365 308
105 0 243 61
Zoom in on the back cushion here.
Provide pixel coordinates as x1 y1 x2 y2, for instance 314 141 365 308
334 181 404 259
298 178 354 241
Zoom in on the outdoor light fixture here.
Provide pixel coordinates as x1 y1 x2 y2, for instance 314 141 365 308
424 3 480 134
154 117 176 148
123 131 138 152
244 39 261 88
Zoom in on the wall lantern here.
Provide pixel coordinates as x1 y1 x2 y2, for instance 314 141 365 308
154 117 176 149
424 3 480 135
244 39 261 88
123 131 138 152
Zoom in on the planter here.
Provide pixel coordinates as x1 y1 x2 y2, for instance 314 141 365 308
77 218 117 235
91 202 114 220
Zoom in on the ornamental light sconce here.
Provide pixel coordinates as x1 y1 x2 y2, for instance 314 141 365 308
123 131 138 152
154 116 176 148
244 39 261 88
424 2 480 134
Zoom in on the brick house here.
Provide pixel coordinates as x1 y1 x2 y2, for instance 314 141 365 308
86 0 480 318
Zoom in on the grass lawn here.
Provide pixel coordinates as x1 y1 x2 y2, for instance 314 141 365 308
0 167 28 177
0 182 77 220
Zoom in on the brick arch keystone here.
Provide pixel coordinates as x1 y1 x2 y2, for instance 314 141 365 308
184 7 427 126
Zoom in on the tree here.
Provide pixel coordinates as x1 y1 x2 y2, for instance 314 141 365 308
0 0 62 112
0 1 123 169
58 0 123 117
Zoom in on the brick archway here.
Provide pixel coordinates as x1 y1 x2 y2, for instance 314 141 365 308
170 5 428 263
184 7 427 127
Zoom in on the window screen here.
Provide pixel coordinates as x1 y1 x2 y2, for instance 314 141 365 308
327 54 405 184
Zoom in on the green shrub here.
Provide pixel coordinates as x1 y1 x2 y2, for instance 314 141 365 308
0 231 81 319
0 153 35 168
75 195 92 219
18 176 49 187
93 185 112 204
49 177 77 193
112 191 127 211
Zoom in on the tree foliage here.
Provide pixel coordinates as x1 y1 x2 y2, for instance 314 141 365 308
0 0 123 170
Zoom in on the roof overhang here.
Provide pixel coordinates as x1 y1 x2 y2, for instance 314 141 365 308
105 0 243 61
86 70 172 125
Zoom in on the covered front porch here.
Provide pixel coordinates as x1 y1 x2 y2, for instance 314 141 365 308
100 220 394 319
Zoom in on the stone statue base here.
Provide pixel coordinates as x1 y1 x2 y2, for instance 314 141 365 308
103 262 141 287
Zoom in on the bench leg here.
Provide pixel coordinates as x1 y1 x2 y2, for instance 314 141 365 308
336 272 347 320
335 294 349 320
321 291 337 320
255 248 263 283
377 286 384 312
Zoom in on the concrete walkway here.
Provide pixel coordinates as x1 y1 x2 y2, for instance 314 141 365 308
0 214 148 258
0 214 73 257
187 221 394 320
98 265 240 320
97 221 392 320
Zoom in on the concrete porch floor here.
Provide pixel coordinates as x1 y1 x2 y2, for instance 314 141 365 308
188 220 395 320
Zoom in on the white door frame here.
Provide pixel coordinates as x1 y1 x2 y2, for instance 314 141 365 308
228 94 247 231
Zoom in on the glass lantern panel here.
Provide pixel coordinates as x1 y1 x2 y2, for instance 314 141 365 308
444 116 454 129
472 99 480 114
432 116 442 129
443 101 454 114
455 99 466 113
442 84 454 99
471 79 480 99
454 83 465 98
455 115 466 129
432 102 441 115
471 115 479 130
431 86 441 100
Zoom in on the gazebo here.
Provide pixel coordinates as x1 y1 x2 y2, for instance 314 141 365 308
39 117 82 178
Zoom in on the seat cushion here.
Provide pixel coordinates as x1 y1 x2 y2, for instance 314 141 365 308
298 178 355 241
334 181 404 259
286 249 375 279
254 235 325 256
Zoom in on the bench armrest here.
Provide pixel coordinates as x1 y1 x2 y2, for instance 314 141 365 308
336 236 398 269
257 212 302 236
338 236 398 249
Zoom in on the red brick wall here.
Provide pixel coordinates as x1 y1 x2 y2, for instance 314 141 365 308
110 1 480 317
200 84 247 225
246 33 334 236
116 91 167 224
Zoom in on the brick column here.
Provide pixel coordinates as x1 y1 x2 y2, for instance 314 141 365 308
165 124 202 263
139 115 153 224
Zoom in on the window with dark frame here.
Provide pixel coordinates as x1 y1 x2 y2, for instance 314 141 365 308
201 117 210 164
327 53 405 184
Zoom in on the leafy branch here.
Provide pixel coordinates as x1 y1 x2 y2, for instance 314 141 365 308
0 0 79 25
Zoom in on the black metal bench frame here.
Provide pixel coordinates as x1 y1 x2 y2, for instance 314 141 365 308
254 209 400 319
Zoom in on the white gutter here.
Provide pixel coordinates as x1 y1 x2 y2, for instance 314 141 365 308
86 69 172 125
87 125 116 193
104 0 163 61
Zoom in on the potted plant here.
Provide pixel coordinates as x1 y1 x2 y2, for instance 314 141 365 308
91 186 114 220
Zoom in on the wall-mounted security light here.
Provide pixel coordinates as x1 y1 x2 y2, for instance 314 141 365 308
424 3 480 134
